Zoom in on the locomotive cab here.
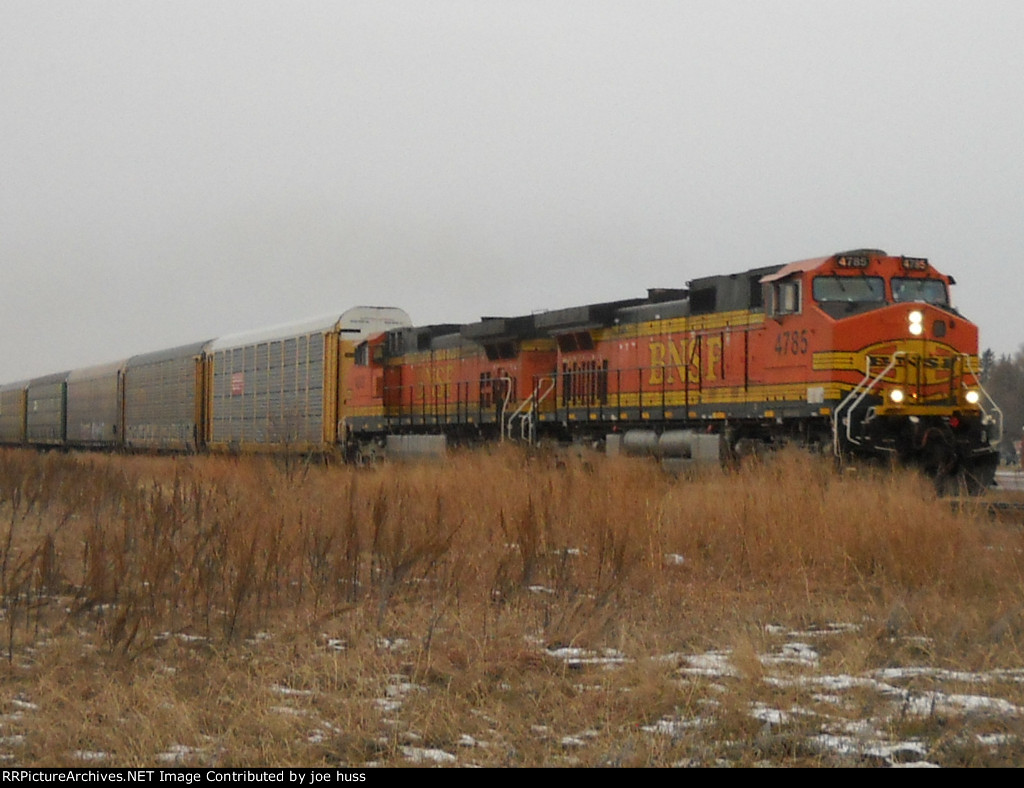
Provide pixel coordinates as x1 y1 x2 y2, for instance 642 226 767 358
341 333 391 434
764 250 1002 490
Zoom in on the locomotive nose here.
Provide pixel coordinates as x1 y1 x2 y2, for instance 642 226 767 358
894 303 957 342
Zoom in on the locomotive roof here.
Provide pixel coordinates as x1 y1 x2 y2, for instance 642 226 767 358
391 323 462 341
759 256 831 283
759 249 890 283
686 264 783 314
430 332 467 351
615 298 690 323
535 298 647 333
386 324 463 353
460 314 541 341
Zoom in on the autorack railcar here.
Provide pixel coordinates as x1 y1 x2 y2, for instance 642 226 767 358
205 307 411 453
0 381 28 445
124 341 211 453
25 372 70 447
66 360 127 448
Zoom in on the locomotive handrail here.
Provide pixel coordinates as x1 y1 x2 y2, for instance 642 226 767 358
960 354 1004 447
524 376 556 442
385 374 518 429
833 351 905 456
503 375 555 444
497 376 514 442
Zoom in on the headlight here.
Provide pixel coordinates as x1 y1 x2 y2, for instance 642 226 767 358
965 390 981 405
908 310 924 336
890 389 905 404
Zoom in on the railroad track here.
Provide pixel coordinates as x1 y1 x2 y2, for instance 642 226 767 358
950 495 1024 524
976 471 1024 523
976 500 1024 517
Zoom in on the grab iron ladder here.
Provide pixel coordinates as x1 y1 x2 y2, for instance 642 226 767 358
502 376 556 444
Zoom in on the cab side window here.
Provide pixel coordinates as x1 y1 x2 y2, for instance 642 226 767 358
355 341 387 367
768 280 802 317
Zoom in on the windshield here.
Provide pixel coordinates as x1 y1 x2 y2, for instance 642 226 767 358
813 276 886 304
892 277 949 306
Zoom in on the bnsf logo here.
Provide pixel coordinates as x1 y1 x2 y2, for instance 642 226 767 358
868 354 954 370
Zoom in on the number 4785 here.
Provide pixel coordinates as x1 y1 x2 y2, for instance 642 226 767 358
775 330 808 356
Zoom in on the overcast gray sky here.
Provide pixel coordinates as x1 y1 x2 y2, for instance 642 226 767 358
2 1 1022 380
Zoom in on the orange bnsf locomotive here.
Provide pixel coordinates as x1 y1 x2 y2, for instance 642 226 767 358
342 249 1000 489
0 249 1002 490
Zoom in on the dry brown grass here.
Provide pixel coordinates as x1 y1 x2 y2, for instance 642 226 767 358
0 445 1022 766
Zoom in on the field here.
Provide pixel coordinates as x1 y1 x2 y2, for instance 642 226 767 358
1 446 1023 768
